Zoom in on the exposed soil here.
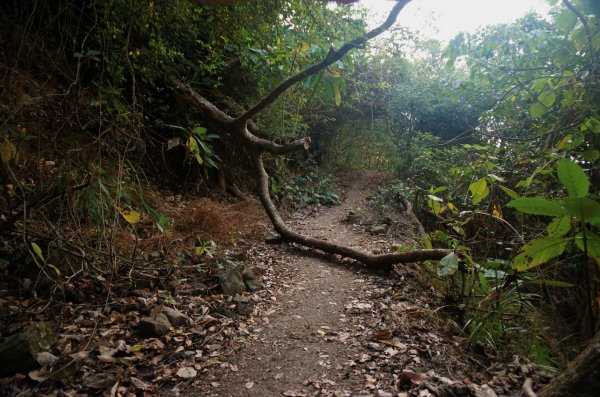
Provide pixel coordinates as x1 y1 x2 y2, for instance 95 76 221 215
194 170 550 397
0 170 552 397
201 171 408 396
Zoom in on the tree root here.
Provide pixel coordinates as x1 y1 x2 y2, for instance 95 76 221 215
537 329 600 397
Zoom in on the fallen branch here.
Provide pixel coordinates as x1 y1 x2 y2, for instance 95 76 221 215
251 152 451 270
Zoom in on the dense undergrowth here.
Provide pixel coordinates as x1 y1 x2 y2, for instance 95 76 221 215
1 0 599 380
341 1 600 368
0 0 356 286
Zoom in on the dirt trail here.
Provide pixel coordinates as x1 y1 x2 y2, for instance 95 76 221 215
0 171 551 397
198 171 417 396
203 171 399 396
179 171 543 397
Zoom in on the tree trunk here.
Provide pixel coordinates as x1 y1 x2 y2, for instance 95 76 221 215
538 329 600 397
167 1 452 270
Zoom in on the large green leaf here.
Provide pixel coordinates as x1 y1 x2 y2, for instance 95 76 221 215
557 158 589 197
532 78 548 95
187 137 203 165
574 231 600 262
438 253 459 276
507 198 567 216
546 215 571 237
332 79 341 106
469 178 489 205
560 197 600 224
556 8 578 33
556 134 574 150
538 90 556 108
31 242 44 262
561 134 585 150
513 237 570 271
499 186 520 199
303 70 323 88
581 150 600 163
428 196 442 215
429 186 448 194
530 102 547 118
0 139 18 164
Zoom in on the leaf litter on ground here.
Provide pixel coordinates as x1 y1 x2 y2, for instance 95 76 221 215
0 171 554 396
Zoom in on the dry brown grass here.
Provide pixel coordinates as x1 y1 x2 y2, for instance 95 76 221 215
129 193 270 261
172 197 268 241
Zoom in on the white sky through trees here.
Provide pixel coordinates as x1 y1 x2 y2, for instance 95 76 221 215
359 0 552 42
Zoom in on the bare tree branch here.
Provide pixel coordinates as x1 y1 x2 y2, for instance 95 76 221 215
167 0 448 270
169 75 311 155
234 0 412 125
168 74 234 127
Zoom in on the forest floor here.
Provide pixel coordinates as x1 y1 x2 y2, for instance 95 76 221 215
194 170 550 397
0 170 552 397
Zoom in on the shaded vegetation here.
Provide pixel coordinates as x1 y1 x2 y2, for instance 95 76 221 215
1 0 600 394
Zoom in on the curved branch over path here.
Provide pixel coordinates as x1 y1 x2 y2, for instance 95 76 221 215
251 151 450 270
169 0 451 270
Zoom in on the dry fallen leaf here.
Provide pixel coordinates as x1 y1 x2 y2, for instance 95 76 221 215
376 338 407 350
384 347 399 357
130 344 143 352
28 369 49 382
398 371 427 387
116 206 141 224
176 367 197 379
371 328 393 340
283 390 308 397
83 372 117 390
98 346 118 363
337 332 350 342
130 376 152 391
36 352 58 367
359 353 371 363
70 350 90 361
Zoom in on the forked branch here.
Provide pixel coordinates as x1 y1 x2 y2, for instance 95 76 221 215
168 0 452 269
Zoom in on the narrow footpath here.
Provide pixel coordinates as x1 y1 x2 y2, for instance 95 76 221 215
199 171 545 397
